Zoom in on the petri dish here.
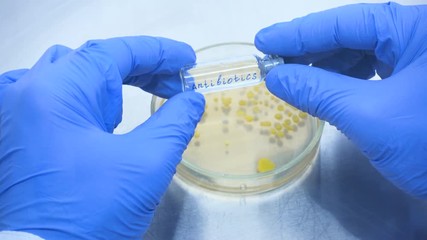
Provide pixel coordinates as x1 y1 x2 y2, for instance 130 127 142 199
151 43 324 194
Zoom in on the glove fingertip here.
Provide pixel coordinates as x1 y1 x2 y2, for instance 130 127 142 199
254 27 276 54
131 91 205 147
151 91 205 129
0 69 29 84
177 91 206 121
264 65 293 102
154 37 196 72
264 64 331 116
33 44 73 69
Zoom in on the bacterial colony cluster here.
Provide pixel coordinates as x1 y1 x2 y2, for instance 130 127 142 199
182 82 316 176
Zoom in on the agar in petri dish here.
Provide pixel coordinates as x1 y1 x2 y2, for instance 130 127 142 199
184 82 315 176
151 43 323 194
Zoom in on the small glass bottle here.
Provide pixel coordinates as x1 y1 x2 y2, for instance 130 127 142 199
181 55 284 94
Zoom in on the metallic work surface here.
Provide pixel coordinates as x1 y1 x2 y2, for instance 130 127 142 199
145 124 427 240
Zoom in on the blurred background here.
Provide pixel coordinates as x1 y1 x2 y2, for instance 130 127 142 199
0 0 424 133
1 1 427 239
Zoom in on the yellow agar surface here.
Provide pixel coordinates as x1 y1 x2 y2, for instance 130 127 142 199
260 121 272 127
163 82 316 175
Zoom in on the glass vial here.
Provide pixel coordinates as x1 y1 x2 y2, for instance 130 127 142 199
181 55 284 94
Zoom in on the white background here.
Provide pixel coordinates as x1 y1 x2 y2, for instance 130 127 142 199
0 0 425 133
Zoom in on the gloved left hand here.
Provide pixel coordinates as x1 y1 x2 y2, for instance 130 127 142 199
0 36 205 239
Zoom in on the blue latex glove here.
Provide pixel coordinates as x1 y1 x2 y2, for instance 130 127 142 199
0 36 205 239
255 2 427 198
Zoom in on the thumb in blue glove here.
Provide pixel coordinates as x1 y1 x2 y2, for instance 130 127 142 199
0 36 205 239
255 2 427 198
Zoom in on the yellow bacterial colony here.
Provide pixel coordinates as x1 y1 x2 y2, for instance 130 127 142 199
257 157 276 173
183 82 314 175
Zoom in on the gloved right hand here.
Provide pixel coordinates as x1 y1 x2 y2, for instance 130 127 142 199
255 2 427 198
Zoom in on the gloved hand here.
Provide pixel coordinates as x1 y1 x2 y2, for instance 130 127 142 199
0 36 205 239
255 2 427 198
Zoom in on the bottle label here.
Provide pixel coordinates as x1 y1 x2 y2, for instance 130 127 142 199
182 57 263 94
191 72 258 90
